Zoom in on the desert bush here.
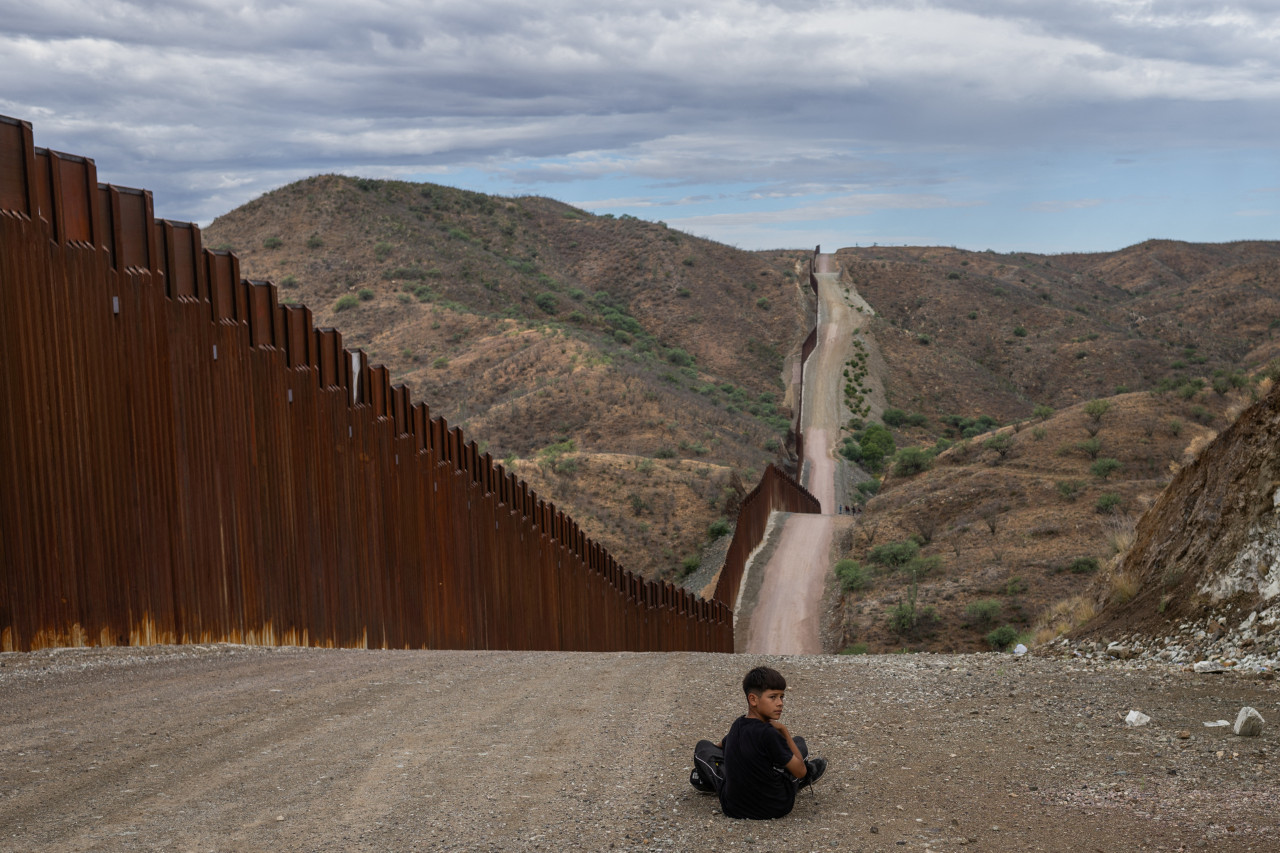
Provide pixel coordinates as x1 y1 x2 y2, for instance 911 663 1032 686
263 236 283 249
1076 437 1102 459
840 642 870 655
856 479 880 496
358 288 375 301
1084 398 1111 423
1090 457 1121 480
868 539 919 569
834 559 869 592
1013 325 1027 337
334 294 359 311
984 432 1013 459
1056 479 1083 501
986 624 1019 651
306 234 323 249
882 408 908 427
1168 418 1183 437
1033 404 1054 420
1096 493 1123 514
534 292 558 313
708 518 731 538
1068 556 1100 574
680 555 700 577
892 447 933 477
966 599 1002 627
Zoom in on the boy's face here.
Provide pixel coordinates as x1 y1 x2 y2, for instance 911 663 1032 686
748 688 785 721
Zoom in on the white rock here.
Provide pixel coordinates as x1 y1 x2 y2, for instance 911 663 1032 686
1203 720 1230 727
1193 661 1226 673
1013 644 1027 656
1124 710 1151 727
1234 707 1265 737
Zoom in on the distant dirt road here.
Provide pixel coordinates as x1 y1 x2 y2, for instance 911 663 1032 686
743 257 853 654
5 644 1277 851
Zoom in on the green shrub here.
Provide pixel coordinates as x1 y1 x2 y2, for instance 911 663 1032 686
263 236 283 249
966 599 1002 627
373 241 393 260
856 478 880 496
1096 493 1123 514
1090 457 1121 480
986 625 1019 651
534 292 558 313
868 539 919 569
306 234 323 249
1068 557 1100 574
653 448 676 459
834 559 869 592
1033 404 1054 420
1084 399 1111 422
893 446 933 477
1076 437 1102 459
1013 325 1027 337
280 275 298 288
1056 480 1083 502
984 433 1013 459
667 348 694 367
840 642 870 655
708 518 732 538
680 555 700 577
755 297 770 310
431 356 449 369
358 288 375 301
882 408 908 427
334 294 359 311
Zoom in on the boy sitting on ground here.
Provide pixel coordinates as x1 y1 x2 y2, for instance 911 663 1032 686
691 666 827 819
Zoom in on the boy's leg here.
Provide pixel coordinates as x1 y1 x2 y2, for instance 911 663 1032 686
792 736 809 759
692 739 725 794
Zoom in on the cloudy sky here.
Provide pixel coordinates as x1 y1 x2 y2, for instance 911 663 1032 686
3 0 1278 252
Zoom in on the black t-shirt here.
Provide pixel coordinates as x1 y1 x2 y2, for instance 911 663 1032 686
719 715 797 819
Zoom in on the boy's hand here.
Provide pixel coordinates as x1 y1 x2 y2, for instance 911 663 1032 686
769 720 790 737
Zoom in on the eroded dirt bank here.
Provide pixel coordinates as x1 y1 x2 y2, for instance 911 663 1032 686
3 645 1279 851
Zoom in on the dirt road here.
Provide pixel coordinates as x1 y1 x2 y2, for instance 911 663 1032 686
4 644 1278 851
743 255 862 654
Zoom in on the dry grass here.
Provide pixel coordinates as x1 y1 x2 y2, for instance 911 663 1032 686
1032 595 1099 644
1104 515 1137 556
1107 571 1141 606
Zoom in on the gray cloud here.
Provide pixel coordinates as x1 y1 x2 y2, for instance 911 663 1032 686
2 0 1277 240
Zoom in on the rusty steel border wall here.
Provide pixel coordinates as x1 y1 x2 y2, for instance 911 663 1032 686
710 464 820 610
0 114 734 653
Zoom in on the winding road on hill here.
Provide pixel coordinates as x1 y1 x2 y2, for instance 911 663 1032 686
742 253 874 654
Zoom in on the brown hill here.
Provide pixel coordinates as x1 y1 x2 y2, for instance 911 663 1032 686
827 241 1280 653
207 181 1280 651
204 176 811 580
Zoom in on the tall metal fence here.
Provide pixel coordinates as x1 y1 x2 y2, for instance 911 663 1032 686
0 114 741 653
711 465 821 610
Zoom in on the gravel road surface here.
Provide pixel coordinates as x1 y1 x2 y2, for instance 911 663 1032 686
4 645 1279 851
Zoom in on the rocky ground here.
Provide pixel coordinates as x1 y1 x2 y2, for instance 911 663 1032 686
3 645 1279 852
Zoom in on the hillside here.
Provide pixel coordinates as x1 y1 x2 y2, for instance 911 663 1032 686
825 241 1280 653
204 176 811 581
207 183 1280 651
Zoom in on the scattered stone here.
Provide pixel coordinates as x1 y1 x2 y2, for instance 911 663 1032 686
1124 710 1151 727
1177 730 1190 739
1204 720 1230 727
1194 661 1226 674
1234 707 1265 737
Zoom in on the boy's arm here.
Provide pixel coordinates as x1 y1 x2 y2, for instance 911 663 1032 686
771 721 807 779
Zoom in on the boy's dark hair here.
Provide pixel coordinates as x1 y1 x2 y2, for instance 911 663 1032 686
742 666 787 697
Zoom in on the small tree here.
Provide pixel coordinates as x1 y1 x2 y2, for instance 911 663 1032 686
1076 437 1102 460
1091 457 1122 480
1084 398 1111 423
984 432 1014 460
1033 404 1054 421
835 559 869 592
893 447 933 477
986 624 1019 651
